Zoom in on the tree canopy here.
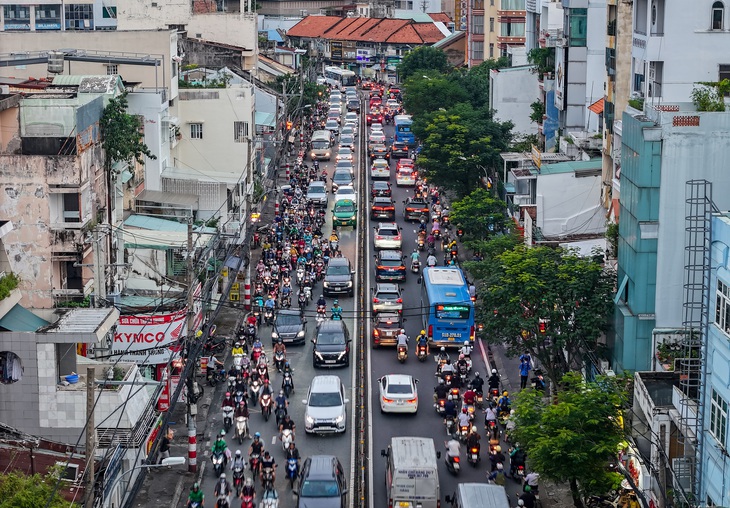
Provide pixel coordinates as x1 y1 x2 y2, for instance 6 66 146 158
511 372 627 507
0 470 77 508
100 92 156 170
449 188 508 242
466 245 614 389
397 46 449 81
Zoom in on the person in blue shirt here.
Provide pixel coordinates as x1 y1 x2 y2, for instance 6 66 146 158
264 295 276 310
519 357 531 390
416 329 429 355
331 300 343 320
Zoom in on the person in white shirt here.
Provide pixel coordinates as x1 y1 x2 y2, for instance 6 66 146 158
457 408 470 428
396 329 408 347
445 438 461 458
427 254 437 267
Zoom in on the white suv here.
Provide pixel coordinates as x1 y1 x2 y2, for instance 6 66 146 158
303 375 349 434
373 222 402 250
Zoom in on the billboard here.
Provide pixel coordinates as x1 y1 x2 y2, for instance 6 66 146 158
111 285 203 365
554 47 565 111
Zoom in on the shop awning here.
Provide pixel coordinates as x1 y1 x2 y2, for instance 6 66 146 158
0 304 50 332
588 98 604 114
255 111 276 128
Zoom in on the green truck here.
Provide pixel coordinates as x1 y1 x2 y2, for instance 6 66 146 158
332 199 357 228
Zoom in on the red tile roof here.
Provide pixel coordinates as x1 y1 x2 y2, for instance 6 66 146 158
286 15 447 44
428 12 452 23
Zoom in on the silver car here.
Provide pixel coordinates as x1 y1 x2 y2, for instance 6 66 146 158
303 375 349 434
307 181 328 207
339 135 355 150
369 131 386 144
373 222 402 250
371 283 403 314
370 158 390 179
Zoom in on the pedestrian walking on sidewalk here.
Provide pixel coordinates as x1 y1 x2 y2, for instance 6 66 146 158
158 428 174 463
519 353 532 390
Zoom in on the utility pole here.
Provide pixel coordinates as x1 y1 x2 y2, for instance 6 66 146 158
92 227 104 308
84 367 95 508
185 219 197 473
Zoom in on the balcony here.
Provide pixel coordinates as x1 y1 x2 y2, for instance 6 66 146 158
540 29 566 47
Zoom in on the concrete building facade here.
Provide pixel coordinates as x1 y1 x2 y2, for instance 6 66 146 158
0 0 117 32
489 64 540 136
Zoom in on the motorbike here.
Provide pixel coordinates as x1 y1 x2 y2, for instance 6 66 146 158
434 397 446 415
531 369 546 391
253 306 262 325
281 294 292 308
261 467 275 490
286 457 299 488
249 379 261 406
449 387 461 401
489 388 500 403
332 311 343 321
456 228 464 240
303 282 313 302
475 390 484 409
274 350 286 372
232 463 245 496
397 345 408 363
514 464 526 482
445 453 461 475
235 416 249 444
296 267 305 286
264 308 275 326
233 353 244 372
241 491 254 508
212 451 225 476
261 393 273 421
249 453 261 476
261 487 279 508
223 405 234 433
209 368 226 387
282 372 294 397
281 428 294 451
458 424 470 442
465 404 476 422
442 372 454 387
444 417 456 437
251 345 263 364
275 405 288 427
468 443 480 466
316 304 327 323
411 259 420 273
257 362 269 382
416 344 428 362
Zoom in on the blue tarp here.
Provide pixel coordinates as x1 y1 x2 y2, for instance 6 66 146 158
0 304 50 332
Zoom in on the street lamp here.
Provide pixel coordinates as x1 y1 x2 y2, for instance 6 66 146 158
103 457 186 508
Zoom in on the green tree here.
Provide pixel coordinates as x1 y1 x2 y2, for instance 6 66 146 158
402 74 469 118
274 74 326 114
0 470 77 508
476 246 615 389
511 372 627 507
450 188 508 242
397 46 449 81
100 92 156 170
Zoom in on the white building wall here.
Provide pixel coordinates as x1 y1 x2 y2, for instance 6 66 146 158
632 0 730 105
127 91 170 192
490 65 540 137
536 171 604 237
649 107 730 329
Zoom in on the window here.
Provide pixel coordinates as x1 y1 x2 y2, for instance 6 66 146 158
501 22 525 37
635 0 648 34
713 1 724 29
106 64 118 75
234 121 249 142
102 6 117 18
490 17 495 32
472 41 484 61
190 123 203 139
473 0 484 8
710 389 728 446
35 5 61 30
490 0 494 5
473 15 484 34
715 280 730 335
489 43 494 58
64 4 94 29
501 0 525 9
569 8 588 46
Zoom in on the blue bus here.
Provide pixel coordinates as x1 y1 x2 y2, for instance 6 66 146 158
420 267 475 348
394 115 415 147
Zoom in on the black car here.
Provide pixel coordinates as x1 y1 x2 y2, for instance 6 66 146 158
374 250 406 282
372 312 403 348
323 257 354 297
272 309 307 345
390 141 409 159
295 455 348 508
347 98 361 112
369 144 389 160
403 197 431 222
371 181 392 198
312 320 351 368
370 197 396 221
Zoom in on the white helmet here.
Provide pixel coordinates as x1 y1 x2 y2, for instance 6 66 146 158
492 368 497 374
471 426 477 433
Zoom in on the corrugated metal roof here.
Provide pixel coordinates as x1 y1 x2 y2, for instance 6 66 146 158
124 214 188 232
255 111 276 127
0 304 49 332
51 75 123 94
540 159 602 176
433 30 464 47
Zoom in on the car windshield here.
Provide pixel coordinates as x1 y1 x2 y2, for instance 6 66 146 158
333 174 351 184
308 392 343 407
277 314 301 326
312 140 329 149
377 320 401 329
327 264 351 275
378 228 398 236
377 292 398 300
387 383 413 394
300 480 340 497
339 148 352 155
380 258 402 267
326 122 338 129
309 184 325 193
316 331 346 345
341 136 353 144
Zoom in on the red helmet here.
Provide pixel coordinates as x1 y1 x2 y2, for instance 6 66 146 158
264 378 270 384
225 392 231 397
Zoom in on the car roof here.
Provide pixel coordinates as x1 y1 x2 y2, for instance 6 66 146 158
376 282 399 292
305 455 340 480
318 320 347 332
383 374 413 385
338 147 352 152
328 257 349 266
408 197 428 204
278 309 302 317
372 196 393 204
379 250 402 259
333 169 352 177
376 222 399 230
375 312 401 324
310 375 342 393
309 181 325 188
337 185 355 192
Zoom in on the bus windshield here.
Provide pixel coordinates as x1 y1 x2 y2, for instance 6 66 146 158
312 140 329 149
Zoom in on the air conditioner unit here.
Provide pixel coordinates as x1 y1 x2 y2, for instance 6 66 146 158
56 462 80 482
599 360 610 372
648 65 656 82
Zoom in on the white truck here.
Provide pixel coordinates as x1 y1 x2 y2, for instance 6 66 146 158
310 129 333 161
444 483 510 508
381 437 440 508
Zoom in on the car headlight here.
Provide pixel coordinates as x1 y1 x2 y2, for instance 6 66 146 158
337 351 347 360
346 281 353 287
305 415 314 424
334 415 344 424
297 330 305 337
315 351 324 360
323 281 330 288
351 215 357 220
325 152 330 156
271 332 278 339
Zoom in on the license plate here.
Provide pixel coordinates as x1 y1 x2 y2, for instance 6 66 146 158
397 400 404 405
325 360 336 364
444 333 462 338
399 503 410 507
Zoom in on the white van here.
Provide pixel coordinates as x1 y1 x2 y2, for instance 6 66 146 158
381 437 440 508
445 483 510 508
311 130 333 161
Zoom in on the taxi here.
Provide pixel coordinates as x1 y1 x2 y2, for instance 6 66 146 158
332 198 357 228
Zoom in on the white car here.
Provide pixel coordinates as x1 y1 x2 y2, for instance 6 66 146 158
369 130 386 143
344 112 358 124
386 99 400 110
335 185 357 202
344 122 358 135
370 123 384 132
370 158 390 179
341 126 355 138
325 120 339 134
339 135 355 150
336 147 354 162
379 374 418 414
304 375 349 434
373 222 402 250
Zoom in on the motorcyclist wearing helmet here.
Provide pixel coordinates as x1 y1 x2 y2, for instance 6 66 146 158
490 444 506 472
316 294 326 307
331 300 343 320
433 378 449 402
443 394 458 419
510 443 527 477
457 406 471 428
436 346 449 365
231 342 245 357
275 390 288 412
416 329 429 355
211 430 231 465
440 358 455 378
471 372 484 393
213 472 232 502
456 354 469 374
484 403 499 439
240 477 255 504
222 391 235 409
459 340 472 358
248 432 264 461
519 486 537 508
259 378 274 406
410 249 420 263
279 414 296 439
273 338 287 356
498 391 511 413
463 386 477 406
230 449 246 473
396 329 409 348
187 482 204 507
465 425 481 449
488 369 501 391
